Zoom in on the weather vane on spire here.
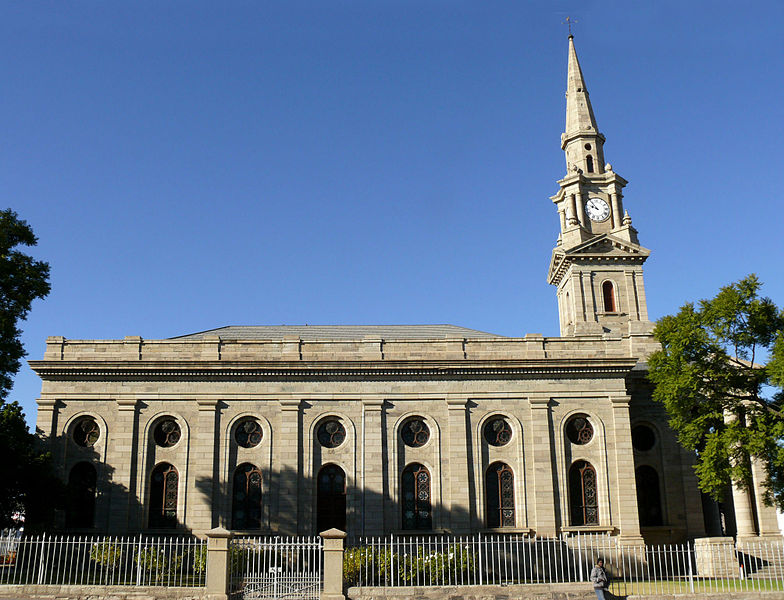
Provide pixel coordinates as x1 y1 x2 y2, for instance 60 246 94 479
563 16 577 36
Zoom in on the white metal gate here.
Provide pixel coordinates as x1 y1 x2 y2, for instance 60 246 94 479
231 536 323 600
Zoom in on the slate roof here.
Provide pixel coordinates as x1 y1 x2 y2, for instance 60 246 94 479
172 324 504 340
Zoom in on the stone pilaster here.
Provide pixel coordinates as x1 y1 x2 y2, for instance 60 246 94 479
610 395 643 543
276 398 301 535
751 458 780 540
361 397 385 535
186 399 219 534
529 396 556 537
109 398 138 533
446 396 471 533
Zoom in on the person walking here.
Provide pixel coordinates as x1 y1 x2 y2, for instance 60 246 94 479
590 558 610 599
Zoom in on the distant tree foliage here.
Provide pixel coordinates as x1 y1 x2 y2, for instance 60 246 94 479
0 209 55 528
648 275 784 509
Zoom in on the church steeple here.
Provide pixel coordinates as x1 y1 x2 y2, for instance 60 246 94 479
562 36 605 176
547 36 654 342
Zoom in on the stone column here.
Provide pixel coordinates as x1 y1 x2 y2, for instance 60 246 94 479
610 193 621 229
751 458 781 539
446 396 471 532
205 526 232 600
321 528 346 600
575 192 586 227
276 399 302 535
108 398 139 533
361 397 385 535
609 395 643 544
529 396 557 537
187 399 219 534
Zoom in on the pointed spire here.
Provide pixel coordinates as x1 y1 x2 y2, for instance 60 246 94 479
565 36 599 136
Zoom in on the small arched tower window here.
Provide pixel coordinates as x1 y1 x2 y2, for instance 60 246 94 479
586 155 594 173
602 281 616 312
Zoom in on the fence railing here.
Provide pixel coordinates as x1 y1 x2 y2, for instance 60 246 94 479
230 536 323 600
345 533 784 595
0 530 206 587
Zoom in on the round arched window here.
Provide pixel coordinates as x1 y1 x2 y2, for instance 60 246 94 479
401 418 430 448
153 418 181 448
565 415 593 445
317 419 346 448
235 419 263 448
73 417 100 448
484 417 512 447
632 424 656 452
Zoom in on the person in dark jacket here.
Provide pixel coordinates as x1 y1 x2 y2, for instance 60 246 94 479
590 558 609 599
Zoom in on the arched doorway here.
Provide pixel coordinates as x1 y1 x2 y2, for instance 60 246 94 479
317 464 346 533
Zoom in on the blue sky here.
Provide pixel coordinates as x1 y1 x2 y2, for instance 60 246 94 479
3 1 783 426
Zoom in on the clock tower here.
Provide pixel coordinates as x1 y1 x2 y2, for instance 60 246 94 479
547 36 654 339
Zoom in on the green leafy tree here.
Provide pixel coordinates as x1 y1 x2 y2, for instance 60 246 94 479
0 209 53 527
648 274 784 508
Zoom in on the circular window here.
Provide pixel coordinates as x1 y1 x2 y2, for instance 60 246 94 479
401 418 430 448
484 417 512 447
566 415 593 445
317 419 346 448
153 418 181 448
632 425 656 452
235 419 263 448
584 143 592 150
73 417 100 447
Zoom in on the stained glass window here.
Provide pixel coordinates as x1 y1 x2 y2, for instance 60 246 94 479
72 417 100 448
232 463 263 529
149 462 178 528
317 464 346 533
401 418 430 448
401 463 432 530
66 462 96 529
565 415 593 445
486 462 515 528
569 460 598 526
484 417 512 447
235 419 263 448
153 419 181 448
317 420 346 448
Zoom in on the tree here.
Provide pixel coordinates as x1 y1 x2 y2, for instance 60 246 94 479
0 209 53 527
648 274 784 509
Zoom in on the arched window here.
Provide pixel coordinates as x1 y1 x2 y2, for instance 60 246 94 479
486 462 515 528
66 462 96 529
602 281 616 312
569 460 599 525
149 463 178 528
232 463 263 530
636 466 663 526
586 155 594 173
401 463 432 530
317 464 346 533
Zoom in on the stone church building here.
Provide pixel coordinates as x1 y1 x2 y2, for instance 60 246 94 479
32 37 779 544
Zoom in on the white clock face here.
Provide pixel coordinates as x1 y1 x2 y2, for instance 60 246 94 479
585 197 610 222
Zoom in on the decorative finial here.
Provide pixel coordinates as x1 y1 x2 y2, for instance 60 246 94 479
605 163 612 171
623 210 632 226
563 16 578 37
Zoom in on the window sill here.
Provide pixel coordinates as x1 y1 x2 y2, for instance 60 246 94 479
561 526 617 535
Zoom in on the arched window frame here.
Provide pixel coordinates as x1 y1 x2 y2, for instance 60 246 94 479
401 463 432 531
635 465 664 526
149 462 179 529
586 154 594 173
601 280 617 313
231 463 263 530
569 460 599 526
66 461 97 529
316 463 347 533
485 462 515 528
